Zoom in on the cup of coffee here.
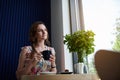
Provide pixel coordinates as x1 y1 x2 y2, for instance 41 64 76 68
42 50 51 60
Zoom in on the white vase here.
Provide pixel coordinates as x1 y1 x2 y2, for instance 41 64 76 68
74 63 84 74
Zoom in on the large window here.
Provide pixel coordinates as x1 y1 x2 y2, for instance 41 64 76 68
83 0 120 50
82 0 120 72
69 0 120 73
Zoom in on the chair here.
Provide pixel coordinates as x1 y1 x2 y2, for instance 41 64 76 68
94 49 120 80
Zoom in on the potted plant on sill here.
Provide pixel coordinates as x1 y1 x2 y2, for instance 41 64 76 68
64 30 95 74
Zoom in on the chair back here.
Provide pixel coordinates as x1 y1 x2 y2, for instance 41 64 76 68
94 49 120 80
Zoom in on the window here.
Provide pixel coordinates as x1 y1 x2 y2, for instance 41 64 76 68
82 0 120 73
70 0 120 73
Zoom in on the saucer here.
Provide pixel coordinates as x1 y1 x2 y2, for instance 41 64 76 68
39 72 56 75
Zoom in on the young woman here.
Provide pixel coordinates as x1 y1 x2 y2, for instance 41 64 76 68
16 21 57 80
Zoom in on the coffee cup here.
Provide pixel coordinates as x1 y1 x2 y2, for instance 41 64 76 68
42 50 51 60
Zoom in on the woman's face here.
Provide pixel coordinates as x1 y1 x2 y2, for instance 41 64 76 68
35 24 48 41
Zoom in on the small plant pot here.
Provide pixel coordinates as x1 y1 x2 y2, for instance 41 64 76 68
74 63 84 74
74 63 88 74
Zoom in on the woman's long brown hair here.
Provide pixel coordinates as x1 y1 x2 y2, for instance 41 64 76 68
29 21 50 56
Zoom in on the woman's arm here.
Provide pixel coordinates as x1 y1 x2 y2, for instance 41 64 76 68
16 46 42 80
49 48 57 73
16 46 33 80
50 60 57 73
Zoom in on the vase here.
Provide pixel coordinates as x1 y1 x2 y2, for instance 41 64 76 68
74 63 88 74
74 63 84 74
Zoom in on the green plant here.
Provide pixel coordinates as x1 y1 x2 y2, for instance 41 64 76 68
64 30 95 62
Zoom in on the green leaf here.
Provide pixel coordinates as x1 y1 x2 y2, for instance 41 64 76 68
63 30 95 62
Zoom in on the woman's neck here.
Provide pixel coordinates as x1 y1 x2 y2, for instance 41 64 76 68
33 41 46 53
35 42 45 48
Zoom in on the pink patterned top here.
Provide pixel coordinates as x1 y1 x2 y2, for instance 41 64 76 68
21 46 55 75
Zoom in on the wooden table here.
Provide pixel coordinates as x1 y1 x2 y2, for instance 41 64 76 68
21 74 100 80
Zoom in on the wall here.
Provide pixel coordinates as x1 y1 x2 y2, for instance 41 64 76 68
0 0 51 80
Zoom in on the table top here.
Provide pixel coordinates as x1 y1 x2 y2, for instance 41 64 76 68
21 74 100 80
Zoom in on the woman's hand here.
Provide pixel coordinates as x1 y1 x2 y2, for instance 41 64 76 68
49 54 57 72
31 53 42 66
49 54 56 66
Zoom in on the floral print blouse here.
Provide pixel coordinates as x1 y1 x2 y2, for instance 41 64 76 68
21 46 55 75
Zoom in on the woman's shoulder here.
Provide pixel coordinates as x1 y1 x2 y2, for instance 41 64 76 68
19 46 32 58
21 46 32 53
47 46 56 54
21 45 32 49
